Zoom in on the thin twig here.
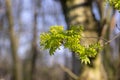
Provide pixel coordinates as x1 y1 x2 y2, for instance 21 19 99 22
58 64 79 80
104 32 120 45
82 32 120 46
82 36 108 42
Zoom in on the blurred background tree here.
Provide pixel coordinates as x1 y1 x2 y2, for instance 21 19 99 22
0 0 120 80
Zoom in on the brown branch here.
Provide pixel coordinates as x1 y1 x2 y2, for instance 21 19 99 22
58 64 79 80
104 32 120 45
82 32 120 46
82 36 108 42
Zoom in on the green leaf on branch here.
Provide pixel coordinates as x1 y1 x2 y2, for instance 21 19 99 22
107 0 120 11
40 25 102 64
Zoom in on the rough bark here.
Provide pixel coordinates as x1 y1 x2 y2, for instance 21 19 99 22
60 0 107 80
5 0 22 80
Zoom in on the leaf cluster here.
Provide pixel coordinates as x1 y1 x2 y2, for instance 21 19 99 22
107 0 120 10
40 26 101 64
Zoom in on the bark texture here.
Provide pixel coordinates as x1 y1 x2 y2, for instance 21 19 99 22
60 0 107 80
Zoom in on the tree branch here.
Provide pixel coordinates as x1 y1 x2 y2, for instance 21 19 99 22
82 32 120 46
104 32 120 45
58 64 79 80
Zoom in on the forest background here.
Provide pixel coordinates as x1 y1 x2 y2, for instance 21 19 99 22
0 0 120 80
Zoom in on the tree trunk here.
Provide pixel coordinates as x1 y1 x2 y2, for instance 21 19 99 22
5 0 22 80
29 10 38 80
116 36 120 80
23 4 38 80
60 0 107 80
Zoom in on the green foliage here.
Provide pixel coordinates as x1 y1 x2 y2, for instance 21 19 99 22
107 0 120 10
40 26 101 64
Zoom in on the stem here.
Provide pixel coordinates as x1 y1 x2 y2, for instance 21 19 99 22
104 32 120 45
